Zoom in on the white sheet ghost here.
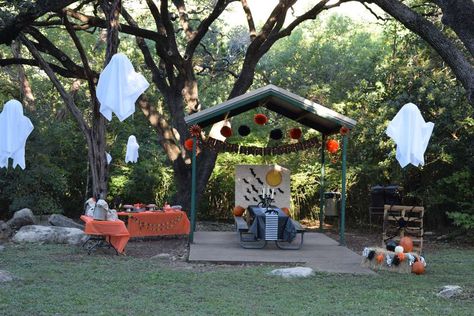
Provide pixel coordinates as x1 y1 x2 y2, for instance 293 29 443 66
106 152 112 165
125 135 139 163
96 53 150 122
386 103 434 168
0 100 34 169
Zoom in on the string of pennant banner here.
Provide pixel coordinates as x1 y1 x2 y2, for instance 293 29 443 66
129 214 184 233
202 136 321 156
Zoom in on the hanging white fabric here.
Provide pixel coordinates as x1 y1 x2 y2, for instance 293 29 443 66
106 152 112 165
125 135 139 163
386 103 434 168
0 100 34 169
96 53 150 122
209 120 231 142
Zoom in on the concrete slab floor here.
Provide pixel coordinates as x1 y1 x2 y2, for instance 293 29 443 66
189 231 375 275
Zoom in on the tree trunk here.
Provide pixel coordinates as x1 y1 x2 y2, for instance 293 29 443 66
10 40 35 111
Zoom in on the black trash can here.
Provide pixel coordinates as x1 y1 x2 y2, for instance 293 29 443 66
370 185 385 208
384 185 402 205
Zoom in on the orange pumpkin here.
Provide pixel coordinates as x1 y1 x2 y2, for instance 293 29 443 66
412 261 425 275
400 237 414 253
233 205 245 217
281 207 291 216
397 252 406 261
376 254 384 264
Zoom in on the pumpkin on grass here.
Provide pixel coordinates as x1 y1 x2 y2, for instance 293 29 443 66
376 253 384 264
412 260 425 275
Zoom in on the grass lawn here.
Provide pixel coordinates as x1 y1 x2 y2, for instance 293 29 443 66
0 243 473 315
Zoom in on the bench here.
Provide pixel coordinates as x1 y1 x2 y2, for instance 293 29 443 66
234 216 305 250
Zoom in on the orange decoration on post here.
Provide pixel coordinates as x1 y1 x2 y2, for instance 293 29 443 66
289 128 302 140
400 237 414 253
184 138 195 151
326 139 339 153
254 113 268 125
233 205 245 217
340 126 350 135
412 261 425 275
376 254 384 264
220 126 233 138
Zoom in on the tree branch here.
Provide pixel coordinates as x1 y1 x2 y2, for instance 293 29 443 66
0 58 91 79
19 33 91 135
0 0 78 45
172 0 194 41
240 0 256 40
145 0 166 35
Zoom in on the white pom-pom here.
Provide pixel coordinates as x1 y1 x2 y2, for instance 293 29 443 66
395 246 404 253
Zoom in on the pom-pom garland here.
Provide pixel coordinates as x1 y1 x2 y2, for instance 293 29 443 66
184 138 195 151
340 126 350 135
270 128 283 140
189 124 202 137
254 113 268 125
289 128 302 140
326 139 339 153
238 125 251 136
220 126 233 138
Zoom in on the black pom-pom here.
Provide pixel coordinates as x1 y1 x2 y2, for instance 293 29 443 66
269 128 283 140
392 255 400 266
238 125 251 136
367 250 376 260
386 240 397 252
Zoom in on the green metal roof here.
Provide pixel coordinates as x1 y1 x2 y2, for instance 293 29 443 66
185 85 356 135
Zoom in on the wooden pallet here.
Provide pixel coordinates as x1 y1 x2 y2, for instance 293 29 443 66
383 205 425 253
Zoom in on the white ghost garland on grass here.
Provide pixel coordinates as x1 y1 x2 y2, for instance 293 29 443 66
386 103 434 168
0 100 34 169
96 53 150 122
125 135 139 163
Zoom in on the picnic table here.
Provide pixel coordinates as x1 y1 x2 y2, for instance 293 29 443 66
234 205 305 249
117 209 190 237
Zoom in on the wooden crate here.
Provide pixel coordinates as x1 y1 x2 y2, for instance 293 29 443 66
383 205 424 253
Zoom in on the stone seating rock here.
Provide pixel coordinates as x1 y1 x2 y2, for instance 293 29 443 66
12 225 87 245
6 208 36 230
48 214 84 229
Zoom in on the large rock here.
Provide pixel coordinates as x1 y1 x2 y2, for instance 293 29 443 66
269 267 314 278
437 285 463 299
48 214 84 229
12 225 87 245
0 220 12 239
0 270 14 283
6 208 36 230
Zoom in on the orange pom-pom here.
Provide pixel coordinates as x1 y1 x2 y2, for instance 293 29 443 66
184 138 195 151
400 237 414 253
254 113 268 125
340 126 350 135
326 139 339 153
376 254 384 264
220 126 233 138
397 252 406 261
289 128 302 140
412 261 425 275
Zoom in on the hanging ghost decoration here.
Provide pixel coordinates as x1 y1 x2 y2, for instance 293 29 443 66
0 100 34 169
386 103 434 168
106 152 112 165
125 135 139 163
96 53 150 122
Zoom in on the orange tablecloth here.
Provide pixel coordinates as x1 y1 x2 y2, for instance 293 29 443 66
80 215 130 253
117 210 190 237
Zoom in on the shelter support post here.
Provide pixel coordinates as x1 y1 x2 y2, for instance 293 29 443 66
339 134 348 245
190 136 197 243
319 134 326 232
